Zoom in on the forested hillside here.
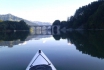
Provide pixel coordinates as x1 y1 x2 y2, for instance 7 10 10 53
67 1 104 29
0 20 30 31
52 0 104 30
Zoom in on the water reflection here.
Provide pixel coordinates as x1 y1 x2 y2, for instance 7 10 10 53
0 30 104 59
0 31 51 47
0 31 29 41
53 30 104 59
0 31 30 47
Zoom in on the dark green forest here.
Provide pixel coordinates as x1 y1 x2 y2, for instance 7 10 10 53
52 0 104 30
0 20 30 31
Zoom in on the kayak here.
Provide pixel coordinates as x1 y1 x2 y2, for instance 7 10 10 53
26 50 56 70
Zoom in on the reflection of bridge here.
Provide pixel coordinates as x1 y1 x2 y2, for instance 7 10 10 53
33 25 52 30
31 25 60 35
32 30 52 35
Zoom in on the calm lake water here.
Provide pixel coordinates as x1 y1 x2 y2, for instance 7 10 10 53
0 31 104 70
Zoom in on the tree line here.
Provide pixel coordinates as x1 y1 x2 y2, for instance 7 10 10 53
0 20 30 31
52 0 104 30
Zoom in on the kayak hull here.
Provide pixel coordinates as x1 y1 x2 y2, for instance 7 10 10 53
26 50 56 70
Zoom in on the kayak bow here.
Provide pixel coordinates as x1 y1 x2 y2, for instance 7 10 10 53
26 50 56 70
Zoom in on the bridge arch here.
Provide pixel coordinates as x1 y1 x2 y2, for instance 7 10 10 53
51 25 60 35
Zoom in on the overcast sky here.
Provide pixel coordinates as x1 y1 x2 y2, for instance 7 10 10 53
0 0 97 23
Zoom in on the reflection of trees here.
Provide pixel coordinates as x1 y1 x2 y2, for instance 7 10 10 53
71 31 104 59
53 30 104 59
0 31 30 41
53 35 61 40
0 41 24 48
0 31 30 47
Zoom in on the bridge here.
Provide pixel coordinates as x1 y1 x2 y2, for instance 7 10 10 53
33 25 51 30
30 25 60 35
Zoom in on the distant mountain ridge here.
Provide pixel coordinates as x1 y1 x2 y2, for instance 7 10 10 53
0 14 51 26
0 14 37 26
0 14 22 21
